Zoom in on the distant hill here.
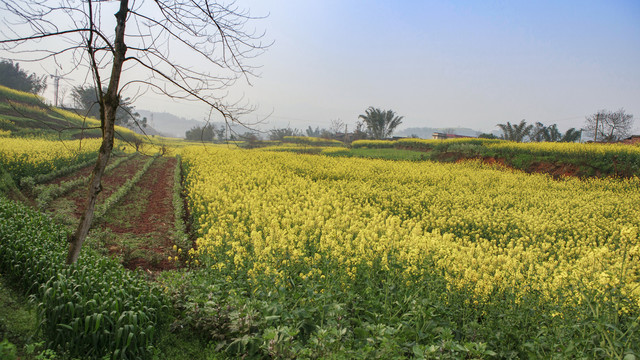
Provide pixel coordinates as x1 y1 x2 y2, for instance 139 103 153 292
138 109 250 138
127 122 165 137
394 127 485 139
137 110 207 138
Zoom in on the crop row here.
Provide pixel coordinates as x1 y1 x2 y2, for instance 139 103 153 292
34 153 134 210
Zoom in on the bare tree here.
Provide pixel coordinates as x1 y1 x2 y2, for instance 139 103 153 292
329 118 345 136
269 126 301 140
585 109 633 142
1 0 268 264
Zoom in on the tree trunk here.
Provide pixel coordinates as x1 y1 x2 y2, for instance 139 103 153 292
66 130 113 263
66 0 129 265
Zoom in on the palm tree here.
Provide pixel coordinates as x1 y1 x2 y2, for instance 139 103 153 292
497 120 533 142
543 124 562 142
358 107 404 140
560 128 582 142
530 122 547 142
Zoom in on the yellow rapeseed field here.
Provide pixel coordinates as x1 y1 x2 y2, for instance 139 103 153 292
182 147 640 310
0 137 101 161
0 137 102 177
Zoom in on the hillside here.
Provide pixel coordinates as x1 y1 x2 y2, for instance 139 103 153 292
0 85 138 142
395 126 492 138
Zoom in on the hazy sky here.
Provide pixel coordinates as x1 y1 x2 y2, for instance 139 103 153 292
5 0 640 134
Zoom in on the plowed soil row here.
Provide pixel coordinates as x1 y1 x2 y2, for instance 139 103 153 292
45 154 181 273
45 155 144 218
99 157 178 272
65 155 147 218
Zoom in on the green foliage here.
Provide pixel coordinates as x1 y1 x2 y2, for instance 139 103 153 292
348 138 640 177
305 126 322 138
0 198 167 358
561 128 582 142
0 60 47 95
0 85 142 142
530 122 582 143
327 148 428 161
358 107 404 140
497 120 533 142
0 165 25 201
478 132 498 139
0 148 98 185
0 338 18 360
159 243 639 359
0 84 46 106
173 155 190 250
185 124 219 142
20 155 97 189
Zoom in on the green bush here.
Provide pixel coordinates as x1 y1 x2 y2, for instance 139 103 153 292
0 197 166 358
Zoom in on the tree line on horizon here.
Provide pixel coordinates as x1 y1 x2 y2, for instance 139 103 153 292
490 109 634 143
0 62 634 144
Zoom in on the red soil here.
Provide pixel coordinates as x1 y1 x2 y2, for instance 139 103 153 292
46 163 94 186
527 162 581 179
103 157 178 272
47 154 181 273
68 156 147 218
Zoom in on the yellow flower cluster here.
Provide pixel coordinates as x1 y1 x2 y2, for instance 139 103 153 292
182 147 640 308
487 141 640 158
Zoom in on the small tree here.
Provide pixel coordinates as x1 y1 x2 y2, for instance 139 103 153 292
1 1 268 264
306 126 321 137
329 118 346 136
71 86 146 129
269 126 301 141
497 120 532 142
352 120 368 141
560 128 582 143
530 122 547 142
185 124 216 142
529 122 581 143
0 59 47 94
358 107 404 140
478 133 498 139
585 109 633 142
